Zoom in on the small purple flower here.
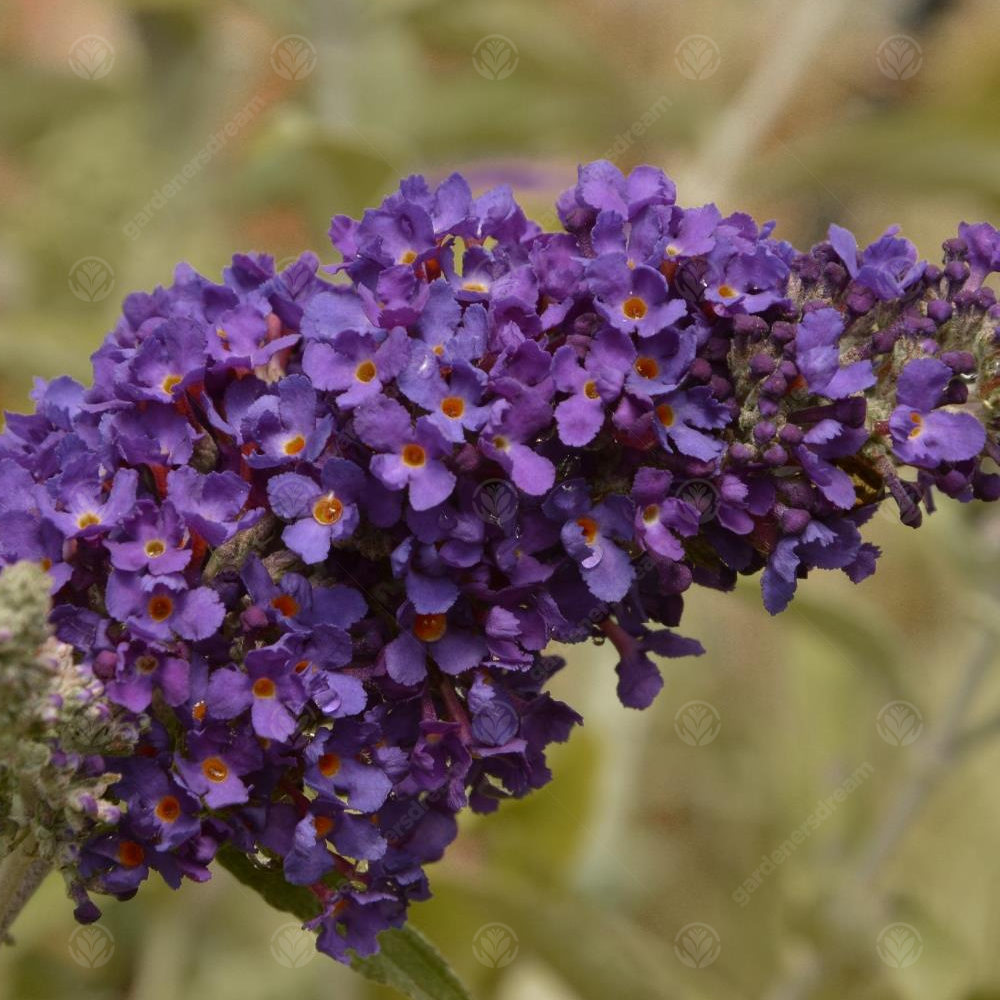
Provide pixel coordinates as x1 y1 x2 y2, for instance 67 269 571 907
241 375 333 468
889 358 986 466
560 496 636 603
105 641 190 712
828 223 926 300
552 328 633 446
302 328 410 409
175 732 263 808
588 255 687 338
651 387 730 462
304 724 392 813
958 221 1000 290
105 500 191 576
479 394 556 496
354 398 456 511
39 465 138 540
793 307 875 400
206 645 307 742
267 459 364 563
167 467 262 546
105 571 224 642
398 352 489 444
382 607 487 685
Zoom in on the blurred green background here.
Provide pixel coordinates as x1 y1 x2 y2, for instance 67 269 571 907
3 0 1000 997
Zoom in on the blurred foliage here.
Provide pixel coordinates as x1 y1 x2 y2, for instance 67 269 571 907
2 0 1000 998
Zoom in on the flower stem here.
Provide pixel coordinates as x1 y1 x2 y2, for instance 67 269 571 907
0 839 50 944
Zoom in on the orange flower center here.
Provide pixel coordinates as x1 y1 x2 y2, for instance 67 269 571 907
414 613 447 642
576 516 599 544
622 296 647 320
314 816 335 838
192 700 207 721
399 250 418 265
643 504 660 524
584 380 600 400
148 595 174 622
718 284 737 299
462 281 488 293
634 357 659 379
402 443 426 467
252 677 277 699
908 411 924 438
76 512 101 529
270 594 300 617
355 360 377 383
201 757 229 783
318 753 341 777
313 494 344 525
118 840 145 867
283 435 307 456
162 374 182 395
40 557 53 571
492 434 509 451
144 539 166 558
155 795 181 823
294 659 311 674
441 396 465 419
656 403 675 427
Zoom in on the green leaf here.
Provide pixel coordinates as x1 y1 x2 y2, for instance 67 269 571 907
352 924 474 1000
215 846 473 1000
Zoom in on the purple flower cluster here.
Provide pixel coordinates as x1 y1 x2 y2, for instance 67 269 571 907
2 160 998 960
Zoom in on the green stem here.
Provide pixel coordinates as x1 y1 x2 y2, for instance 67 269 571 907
0 839 50 944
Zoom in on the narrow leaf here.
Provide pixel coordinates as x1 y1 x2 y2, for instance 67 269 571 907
215 846 472 1000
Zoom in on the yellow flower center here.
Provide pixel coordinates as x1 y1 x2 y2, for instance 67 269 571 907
622 296 647 320
252 677 277 699
414 613 447 642
283 435 307 456
148 596 174 622
201 757 229 783
402 443 426 467
441 396 465 419
313 494 344 525
634 357 659 379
